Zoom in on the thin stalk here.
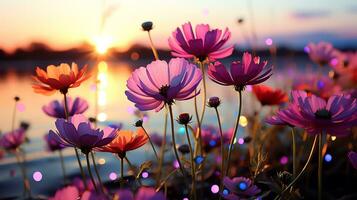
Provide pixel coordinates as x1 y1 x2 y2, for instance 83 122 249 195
63 93 87 189
86 153 98 193
15 150 31 197
59 150 67 185
225 90 242 177
156 168 179 192
120 157 124 188
148 31 159 60
214 107 225 195
193 90 201 158
198 61 207 125
11 100 18 133
168 105 185 175
141 126 159 161
157 106 168 185
91 152 104 193
185 125 196 200
318 133 323 200
275 135 318 200
291 127 296 178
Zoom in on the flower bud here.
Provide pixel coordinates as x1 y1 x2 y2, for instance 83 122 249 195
134 119 143 127
141 21 153 31
178 144 190 154
177 113 192 125
207 96 221 108
14 96 20 101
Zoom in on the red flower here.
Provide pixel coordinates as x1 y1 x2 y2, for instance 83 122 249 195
98 129 148 157
33 63 90 95
252 85 288 106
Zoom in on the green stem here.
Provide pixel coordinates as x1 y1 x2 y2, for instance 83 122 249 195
168 105 185 175
15 150 31 197
224 90 242 177
86 153 98 193
91 152 104 193
157 106 168 185
318 133 323 200
141 126 159 161
214 108 225 195
120 157 124 188
291 127 296 178
148 31 159 60
63 93 87 189
275 135 318 200
198 61 207 125
185 125 196 200
59 150 67 185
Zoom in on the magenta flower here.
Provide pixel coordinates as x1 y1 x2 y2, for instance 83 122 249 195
126 58 202 112
49 114 117 154
81 191 107 200
306 41 340 66
195 125 220 151
71 177 95 193
222 176 261 200
49 186 79 200
348 151 357 169
0 128 26 150
270 91 357 137
44 134 65 152
208 52 272 91
150 133 164 147
168 22 234 62
42 97 89 119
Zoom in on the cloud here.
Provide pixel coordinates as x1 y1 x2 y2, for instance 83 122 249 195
291 10 331 20
347 5 357 14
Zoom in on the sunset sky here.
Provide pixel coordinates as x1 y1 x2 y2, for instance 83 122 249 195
1 0 357 52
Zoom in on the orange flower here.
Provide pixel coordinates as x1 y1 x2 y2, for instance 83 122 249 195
252 85 288 106
32 63 90 95
98 128 148 157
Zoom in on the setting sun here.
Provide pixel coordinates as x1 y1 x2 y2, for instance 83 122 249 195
92 35 113 54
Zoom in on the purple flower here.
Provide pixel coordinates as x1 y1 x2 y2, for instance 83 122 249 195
49 114 117 154
42 97 89 119
168 22 234 62
208 52 272 91
125 58 202 112
49 186 79 200
150 133 164 147
71 177 95 193
271 91 357 137
44 134 65 152
222 176 261 200
0 128 26 150
306 41 340 66
348 151 357 169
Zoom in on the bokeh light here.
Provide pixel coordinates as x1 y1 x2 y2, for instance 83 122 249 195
33 171 42 182
222 189 229 195
16 103 26 112
142 171 149 178
239 116 248 127
280 156 289 165
239 182 247 190
98 158 106 165
97 112 107 122
109 172 117 180
173 160 180 169
325 154 332 162
331 136 336 141
265 38 273 46
211 184 219 193
238 138 244 145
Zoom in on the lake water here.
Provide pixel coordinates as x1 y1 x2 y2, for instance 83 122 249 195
0 55 323 197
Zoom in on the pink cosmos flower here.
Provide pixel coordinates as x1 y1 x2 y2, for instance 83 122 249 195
49 186 79 200
0 128 26 150
168 22 234 62
268 91 357 137
306 41 340 66
331 52 357 89
208 52 272 91
222 176 261 200
49 114 117 154
42 97 89 119
348 151 357 169
116 187 166 200
125 58 202 112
